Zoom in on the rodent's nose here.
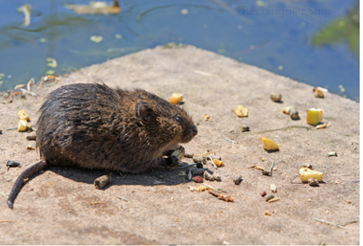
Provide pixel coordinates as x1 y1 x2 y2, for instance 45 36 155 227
192 125 198 136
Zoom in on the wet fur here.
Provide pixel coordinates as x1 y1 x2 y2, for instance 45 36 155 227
36 83 197 173
8 83 197 208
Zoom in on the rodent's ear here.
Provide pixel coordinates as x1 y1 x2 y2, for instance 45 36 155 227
135 101 154 121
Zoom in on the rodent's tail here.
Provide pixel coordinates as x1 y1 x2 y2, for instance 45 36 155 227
7 160 49 209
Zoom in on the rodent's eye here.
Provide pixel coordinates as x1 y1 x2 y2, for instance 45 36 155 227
175 115 184 125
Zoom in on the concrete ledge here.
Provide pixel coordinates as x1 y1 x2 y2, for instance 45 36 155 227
0 45 359 244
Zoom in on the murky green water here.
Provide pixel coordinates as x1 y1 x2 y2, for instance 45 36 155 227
0 0 359 101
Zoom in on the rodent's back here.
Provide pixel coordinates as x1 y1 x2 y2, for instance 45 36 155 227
36 83 197 173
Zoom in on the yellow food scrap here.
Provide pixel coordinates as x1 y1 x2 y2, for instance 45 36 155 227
169 93 183 105
26 145 35 150
282 106 291 115
307 108 323 126
213 158 224 167
313 88 325 98
18 120 28 132
203 114 210 121
14 84 25 89
18 109 30 121
299 168 323 182
198 185 206 191
233 105 248 117
260 137 279 151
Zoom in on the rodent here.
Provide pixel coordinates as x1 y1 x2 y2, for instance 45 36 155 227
7 83 198 208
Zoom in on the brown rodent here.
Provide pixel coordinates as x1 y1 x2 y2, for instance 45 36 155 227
7 83 197 208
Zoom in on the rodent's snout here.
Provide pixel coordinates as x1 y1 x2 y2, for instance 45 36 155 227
181 123 197 143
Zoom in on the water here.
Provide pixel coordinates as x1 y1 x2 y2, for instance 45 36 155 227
0 0 359 101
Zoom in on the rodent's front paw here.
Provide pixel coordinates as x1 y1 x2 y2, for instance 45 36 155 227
162 156 179 167
175 145 185 155
163 145 185 157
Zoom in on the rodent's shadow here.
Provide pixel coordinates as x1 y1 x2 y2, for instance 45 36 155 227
48 165 189 189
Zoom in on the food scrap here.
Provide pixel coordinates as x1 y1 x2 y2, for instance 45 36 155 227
254 166 265 171
46 58 57 68
203 114 210 121
18 109 30 121
116 196 129 202
282 106 299 120
26 135 36 141
192 154 206 164
233 105 248 117
198 185 207 191
188 186 198 192
213 158 224 167
14 84 25 89
282 106 291 115
94 174 112 189
260 137 279 151
299 167 323 182
17 4 32 26
188 184 208 192
39 75 60 88
208 189 235 202
90 36 103 43
169 92 183 105
17 109 32 132
203 171 221 181
270 92 282 102
313 88 325 98
307 108 324 126
267 198 280 203
316 123 330 129
192 176 203 183
27 77 34 91
327 151 337 157
289 108 299 120
270 184 277 193
26 145 35 150
18 119 30 132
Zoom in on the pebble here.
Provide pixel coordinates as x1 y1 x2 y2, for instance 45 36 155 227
233 175 243 185
6 160 20 167
2 176 12 182
270 92 282 102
